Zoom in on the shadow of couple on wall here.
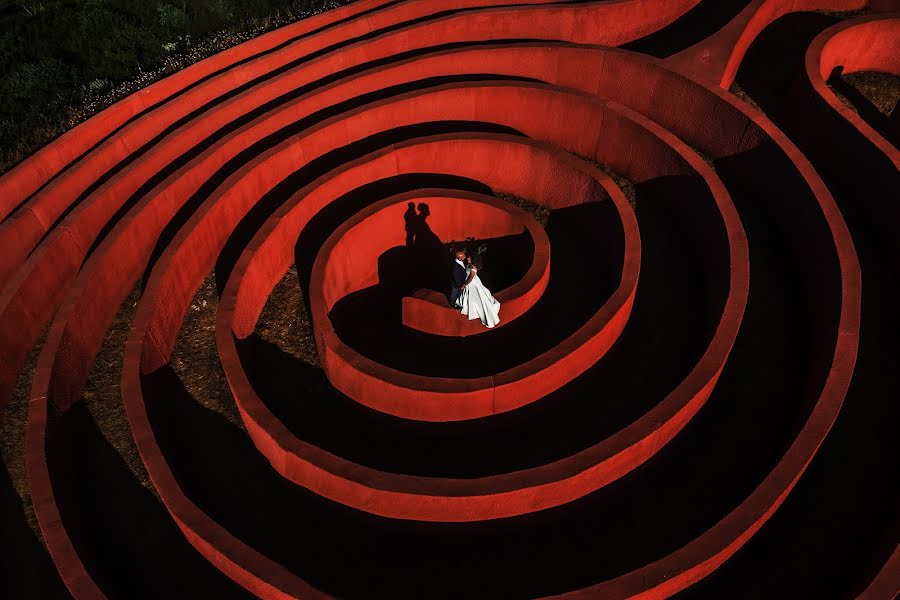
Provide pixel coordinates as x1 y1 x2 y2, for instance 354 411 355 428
330 230 533 366
401 200 489 287
400 201 449 294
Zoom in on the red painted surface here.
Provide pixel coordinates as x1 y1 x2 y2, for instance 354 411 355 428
0 42 612 412
0 18 701 416
0 0 694 289
8 1 869 598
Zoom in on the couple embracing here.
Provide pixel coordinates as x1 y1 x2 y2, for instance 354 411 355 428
449 249 501 329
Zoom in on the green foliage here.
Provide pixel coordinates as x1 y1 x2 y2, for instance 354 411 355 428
205 0 235 24
158 3 189 31
1 58 73 104
0 0 344 172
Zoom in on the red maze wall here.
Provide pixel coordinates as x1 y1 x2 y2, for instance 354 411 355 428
2 0 898 598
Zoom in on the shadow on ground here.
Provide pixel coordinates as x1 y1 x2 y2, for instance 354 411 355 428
0 464 69 599
47 404 249 599
135 127 837 596
622 0 751 57
679 12 900 598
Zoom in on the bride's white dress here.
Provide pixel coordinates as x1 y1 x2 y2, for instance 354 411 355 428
457 265 501 328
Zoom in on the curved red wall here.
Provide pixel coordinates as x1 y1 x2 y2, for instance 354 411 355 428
3 0 877 598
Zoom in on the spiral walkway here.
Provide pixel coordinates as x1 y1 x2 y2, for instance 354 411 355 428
1 0 898 598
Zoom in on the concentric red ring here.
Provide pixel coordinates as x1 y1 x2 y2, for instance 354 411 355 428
300 139 636 421
4 1 876 597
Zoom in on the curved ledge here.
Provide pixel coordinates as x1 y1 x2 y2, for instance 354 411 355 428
16 19 860 598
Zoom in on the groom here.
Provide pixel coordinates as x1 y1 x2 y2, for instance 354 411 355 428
449 249 468 307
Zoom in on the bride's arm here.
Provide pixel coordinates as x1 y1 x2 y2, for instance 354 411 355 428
462 267 476 288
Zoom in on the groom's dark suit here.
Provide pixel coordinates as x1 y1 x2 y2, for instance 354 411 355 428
449 259 467 307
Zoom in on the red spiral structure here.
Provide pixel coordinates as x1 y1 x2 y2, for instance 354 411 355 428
1 0 898 598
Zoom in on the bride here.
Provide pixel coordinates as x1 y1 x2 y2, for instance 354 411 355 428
456 252 501 328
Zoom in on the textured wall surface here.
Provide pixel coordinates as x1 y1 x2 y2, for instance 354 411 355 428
0 1 898 598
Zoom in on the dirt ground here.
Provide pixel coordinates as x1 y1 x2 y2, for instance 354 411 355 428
79 285 156 496
255 265 320 367
841 71 900 117
729 82 765 112
168 266 320 426
171 274 245 427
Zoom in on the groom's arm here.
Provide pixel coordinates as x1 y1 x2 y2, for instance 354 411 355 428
452 265 466 286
